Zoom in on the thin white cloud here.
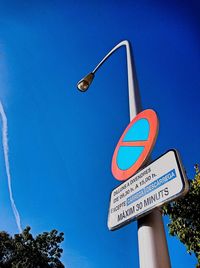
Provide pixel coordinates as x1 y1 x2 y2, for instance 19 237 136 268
0 101 22 233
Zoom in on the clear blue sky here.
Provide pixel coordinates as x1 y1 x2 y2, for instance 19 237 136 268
0 1 199 267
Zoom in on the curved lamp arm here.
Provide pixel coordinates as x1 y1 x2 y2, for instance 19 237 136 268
77 40 142 120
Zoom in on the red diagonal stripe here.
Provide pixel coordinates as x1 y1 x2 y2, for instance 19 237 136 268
120 141 147 147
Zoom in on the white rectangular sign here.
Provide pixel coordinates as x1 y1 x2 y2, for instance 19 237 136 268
108 149 189 231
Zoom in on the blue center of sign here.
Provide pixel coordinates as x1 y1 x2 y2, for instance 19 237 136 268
116 118 150 170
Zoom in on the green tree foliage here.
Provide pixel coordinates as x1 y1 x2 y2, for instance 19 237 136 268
163 165 200 267
0 226 64 268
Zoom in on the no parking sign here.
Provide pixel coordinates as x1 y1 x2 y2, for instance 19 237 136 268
112 109 159 181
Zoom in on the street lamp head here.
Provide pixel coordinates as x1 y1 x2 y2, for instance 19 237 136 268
77 72 95 92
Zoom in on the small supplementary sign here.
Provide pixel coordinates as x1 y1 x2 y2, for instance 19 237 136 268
108 149 189 231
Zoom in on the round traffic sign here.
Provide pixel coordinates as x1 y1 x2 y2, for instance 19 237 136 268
111 109 159 181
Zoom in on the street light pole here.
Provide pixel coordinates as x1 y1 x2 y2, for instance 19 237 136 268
77 40 171 268
77 40 141 120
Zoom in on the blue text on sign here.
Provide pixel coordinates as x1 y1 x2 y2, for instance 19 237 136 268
126 169 176 206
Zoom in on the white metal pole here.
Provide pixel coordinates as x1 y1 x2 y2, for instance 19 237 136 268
111 41 171 268
138 209 171 268
77 40 171 268
124 40 171 268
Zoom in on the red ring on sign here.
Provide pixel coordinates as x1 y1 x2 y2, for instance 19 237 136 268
111 109 159 181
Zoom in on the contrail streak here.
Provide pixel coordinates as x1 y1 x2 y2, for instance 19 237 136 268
0 101 22 233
